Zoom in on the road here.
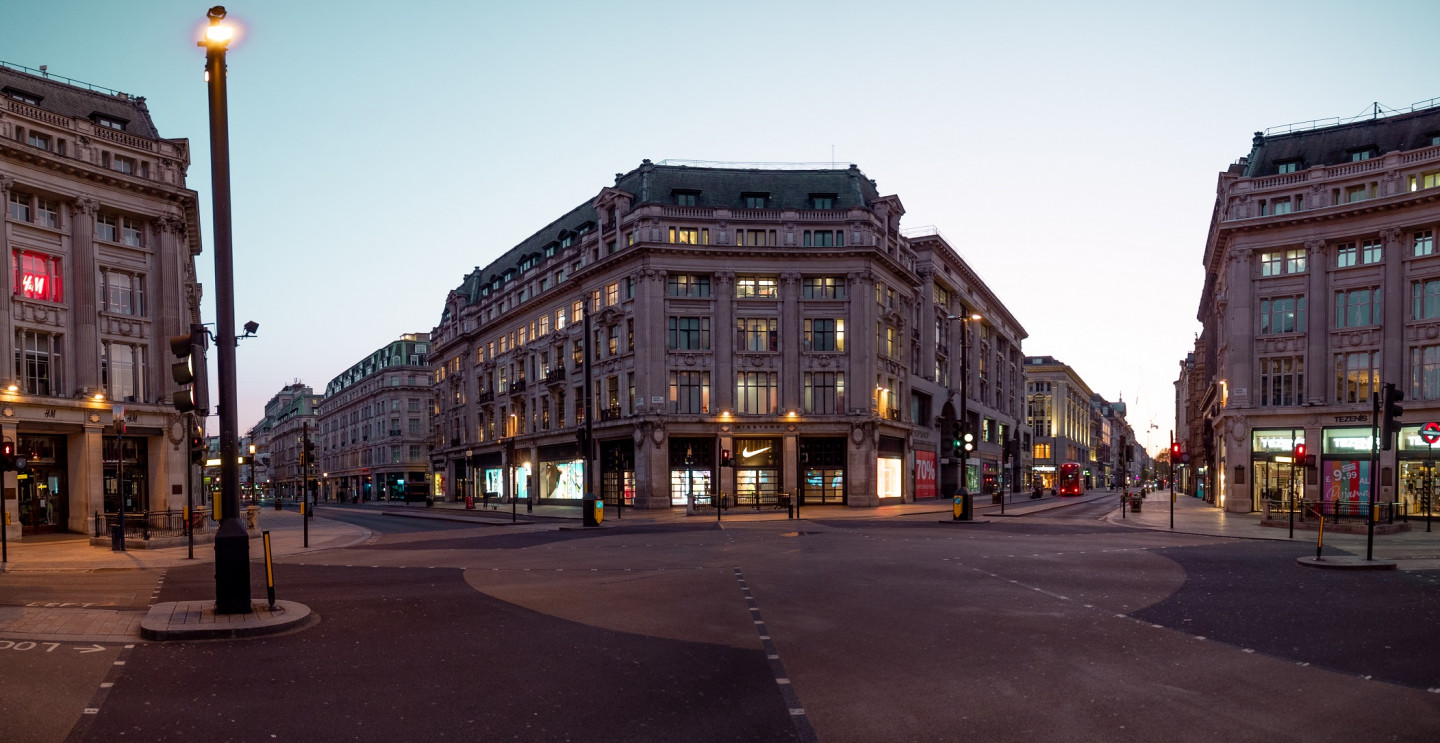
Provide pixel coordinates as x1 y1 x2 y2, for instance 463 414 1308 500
6 496 1438 742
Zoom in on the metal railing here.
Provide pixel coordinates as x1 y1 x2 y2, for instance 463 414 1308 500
1262 498 1408 524
93 509 201 540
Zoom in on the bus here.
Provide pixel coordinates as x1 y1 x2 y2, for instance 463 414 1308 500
1057 462 1086 496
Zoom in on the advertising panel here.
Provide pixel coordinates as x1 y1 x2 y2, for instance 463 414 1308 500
915 450 937 500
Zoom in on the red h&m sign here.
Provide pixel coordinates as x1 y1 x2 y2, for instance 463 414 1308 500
915 450 937 500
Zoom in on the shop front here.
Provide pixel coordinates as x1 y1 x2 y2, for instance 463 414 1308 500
800 437 846 504
1321 427 1372 508
537 443 582 502
733 437 781 507
102 435 148 516
876 436 905 501
981 457 999 497
599 439 634 508
17 435 66 535
1250 428 1305 511
668 438 713 506
1396 425 1440 518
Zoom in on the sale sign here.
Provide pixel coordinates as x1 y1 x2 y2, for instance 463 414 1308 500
1322 459 1369 502
915 450 937 500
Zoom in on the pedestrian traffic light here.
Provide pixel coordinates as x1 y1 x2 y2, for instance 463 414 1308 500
1381 382 1404 450
1293 442 1306 462
0 439 15 472
1171 441 1182 460
302 435 316 468
720 448 734 467
169 324 209 415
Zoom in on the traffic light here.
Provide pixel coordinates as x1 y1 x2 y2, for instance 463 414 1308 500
302 434 316 468
721 448 734 467
950 421 962 457
169 324 209 415
1293 442 1306 462
189 417 206 464
1381 382 1404 450
1171 441 1182 460
0 440 14 472
962 426 975 454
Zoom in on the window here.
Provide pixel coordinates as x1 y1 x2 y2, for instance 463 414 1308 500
4 87 40 105
803 230 844 247
1271 197 1293 215
26 131 50 151
1286 249 1307 273
1335 351 1379 404
879 323 901 358
803 318 845 352
121 217 143 247
1415 278 1440 323
1337 243 1357 268
13 250 63 302
803 372 845 414
112 156 135 175
1361 239 1382 264
741 193 769 209
737 229 773 247
1335 288 1381 328
1259 357 1304 407
809 194 836 210
16 329 62 396
669 371 710 414
1411 345 1440 400
735 276 778 298
8 190 30 222
667 317 710 350
1415 230 1434 257
36 199 57 229
736 371 777 414
1411 171 1440 192
673 191 698 207
1260 251 1283 276
96 213 118 242
93 115 126 131
101 342 146 402
1277 160 1300 174
667 274 711 297
100 269 146 316
738 318 778 352
803 276 845 299
1345 184 1370 203
1348 148 1376 162
1259 296 1305 334
668 227 708 245
605 282 619 306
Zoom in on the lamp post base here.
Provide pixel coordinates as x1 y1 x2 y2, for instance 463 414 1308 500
213 516 252 614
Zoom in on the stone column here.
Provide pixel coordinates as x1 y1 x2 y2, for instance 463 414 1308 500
1224 248 1255 408
917 268 936 379
715 272 735 412
1380 228 1405 385
849 271 876 415
780 272 801 413
69 198 102 393
69 423 105 534
1305 239 1328 405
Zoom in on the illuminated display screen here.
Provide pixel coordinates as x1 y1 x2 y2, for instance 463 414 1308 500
877 457 903 499
541 460 583 499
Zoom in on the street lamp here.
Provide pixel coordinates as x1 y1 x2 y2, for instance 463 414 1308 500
200 5 250 614
946 312 981 500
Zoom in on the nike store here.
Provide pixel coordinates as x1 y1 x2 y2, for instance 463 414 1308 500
733 437 781 508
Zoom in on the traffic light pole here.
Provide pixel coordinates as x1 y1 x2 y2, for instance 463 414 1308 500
302 421 310 549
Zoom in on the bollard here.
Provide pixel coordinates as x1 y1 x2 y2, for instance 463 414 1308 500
262 530 276 609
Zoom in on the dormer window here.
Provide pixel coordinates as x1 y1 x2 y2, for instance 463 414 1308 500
3 87 41 105
1348 146 1377 162
741 192 769 209
673 190 700 207
1276 160 1300 175
92 114 127 131
810 194 837 210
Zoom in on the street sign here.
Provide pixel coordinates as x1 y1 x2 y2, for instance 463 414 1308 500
1420 421 1440 445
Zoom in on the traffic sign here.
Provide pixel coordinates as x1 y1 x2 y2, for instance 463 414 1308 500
1421 421 1440 445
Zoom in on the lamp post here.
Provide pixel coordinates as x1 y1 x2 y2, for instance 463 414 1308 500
200 6 249 614
947 312 981 499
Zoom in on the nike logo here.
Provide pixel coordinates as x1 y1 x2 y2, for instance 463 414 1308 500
741 446 772 458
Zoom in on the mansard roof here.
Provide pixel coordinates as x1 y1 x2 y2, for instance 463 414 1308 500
0 63 161 139
1243 103 1440 178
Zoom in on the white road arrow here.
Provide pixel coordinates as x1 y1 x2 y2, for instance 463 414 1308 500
75 644 106 654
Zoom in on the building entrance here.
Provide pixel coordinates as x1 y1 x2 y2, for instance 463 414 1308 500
18 435 67 535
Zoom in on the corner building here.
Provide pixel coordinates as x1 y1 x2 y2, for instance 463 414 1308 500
430 160 1026 509
0 64 202 538
1194 101 1440 514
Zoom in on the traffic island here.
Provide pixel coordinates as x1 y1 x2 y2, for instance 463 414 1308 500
1295 556 1397 571
140 599 314 641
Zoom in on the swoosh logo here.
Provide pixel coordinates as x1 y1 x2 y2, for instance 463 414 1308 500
741 446 772 458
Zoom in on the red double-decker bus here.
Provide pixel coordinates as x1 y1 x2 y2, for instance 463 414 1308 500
1057 462 1086 496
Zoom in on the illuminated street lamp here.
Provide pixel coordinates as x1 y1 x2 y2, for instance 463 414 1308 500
200 5 250 614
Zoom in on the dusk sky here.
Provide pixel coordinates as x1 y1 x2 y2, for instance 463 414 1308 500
4 0 1438 453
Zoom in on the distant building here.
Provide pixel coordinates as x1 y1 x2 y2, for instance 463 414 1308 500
0 62 203 538
318 333 432 502
1024 356 1098 491
1190 101 1440 513
257 383 320 501
428 160 1027 509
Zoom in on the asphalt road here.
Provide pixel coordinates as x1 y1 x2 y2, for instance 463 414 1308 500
17 498 1440 742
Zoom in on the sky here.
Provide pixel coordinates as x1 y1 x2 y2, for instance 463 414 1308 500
4 0 1439 454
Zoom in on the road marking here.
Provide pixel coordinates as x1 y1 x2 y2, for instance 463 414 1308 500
83 709 99 715
76 644 106 654
733 567 817 743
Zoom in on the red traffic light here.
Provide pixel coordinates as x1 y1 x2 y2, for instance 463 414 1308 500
1294 443 1306 460
1170 442 1181 459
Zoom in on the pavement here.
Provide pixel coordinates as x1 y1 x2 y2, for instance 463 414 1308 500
2 489 1437 643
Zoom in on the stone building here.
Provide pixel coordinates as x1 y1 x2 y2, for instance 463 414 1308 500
317 333 431 502
0 63 202 538
1191 101 1440 513
428 160 1026 510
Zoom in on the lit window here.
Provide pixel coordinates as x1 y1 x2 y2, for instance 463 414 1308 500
12 250 64 302
735 277 778 299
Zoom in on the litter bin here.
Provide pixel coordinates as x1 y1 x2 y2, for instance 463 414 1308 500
583 496 604 527
110 524 124 551
465 495 475 510
1129 494 1142 513
274 497 283 511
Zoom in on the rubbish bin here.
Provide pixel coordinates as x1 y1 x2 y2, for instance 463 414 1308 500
425 496 435 508
1129 495 1142 513
274 497 283 511
465 495 475 510
583 496 604 527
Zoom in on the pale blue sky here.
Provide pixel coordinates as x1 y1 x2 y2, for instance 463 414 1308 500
4 0 1438 452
